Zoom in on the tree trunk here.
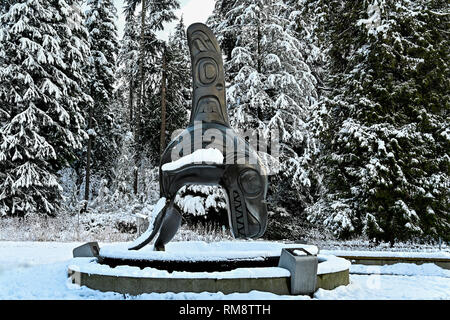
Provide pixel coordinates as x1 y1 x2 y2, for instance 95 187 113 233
134 0 147 195
129 79 134 126
137 0 146 141
160 46 167 155
133 166 138 195
83 102 94 212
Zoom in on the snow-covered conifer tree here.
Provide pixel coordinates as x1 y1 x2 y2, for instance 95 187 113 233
117 13 140 129
207 0 238 62
209 0 320 221
0 0 91 216
138 0 180 159
83 0 120 200
121 0 179 194
163 17 190 144
306 0 450 243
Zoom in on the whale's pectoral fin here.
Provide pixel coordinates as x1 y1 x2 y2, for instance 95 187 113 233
128 199 170 251
153 203 182 251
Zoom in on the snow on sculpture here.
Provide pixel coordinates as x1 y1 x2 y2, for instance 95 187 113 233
129 23 269 251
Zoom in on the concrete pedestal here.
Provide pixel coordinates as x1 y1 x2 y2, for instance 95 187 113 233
278 248 318 295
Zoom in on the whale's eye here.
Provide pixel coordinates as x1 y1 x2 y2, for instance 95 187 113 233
239 169 262 196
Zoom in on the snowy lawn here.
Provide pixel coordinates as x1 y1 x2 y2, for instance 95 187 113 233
0 241 449 300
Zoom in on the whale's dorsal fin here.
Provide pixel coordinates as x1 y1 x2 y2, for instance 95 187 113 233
187 23 229 127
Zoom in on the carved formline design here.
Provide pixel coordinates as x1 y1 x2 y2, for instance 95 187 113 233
187 24 229 126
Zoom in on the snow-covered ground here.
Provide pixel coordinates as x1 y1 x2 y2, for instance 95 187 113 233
0 241 449 300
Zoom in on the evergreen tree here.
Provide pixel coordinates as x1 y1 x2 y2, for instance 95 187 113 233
209 0 320 226
83 0 120 200
110 131 137 204
122 0 180 145
138 0 180 162
0 0 91 216
207 0 238 61
306 0 450 243
145 17 189 159
166 16 190 127
117 13 140 130
122 0 179 193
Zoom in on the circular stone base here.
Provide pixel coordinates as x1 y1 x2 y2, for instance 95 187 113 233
98 241 319 272
68 241 350 296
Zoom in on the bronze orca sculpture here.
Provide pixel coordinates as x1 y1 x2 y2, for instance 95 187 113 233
129 23 268 251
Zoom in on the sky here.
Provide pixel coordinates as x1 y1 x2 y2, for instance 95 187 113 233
113 0 216 40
